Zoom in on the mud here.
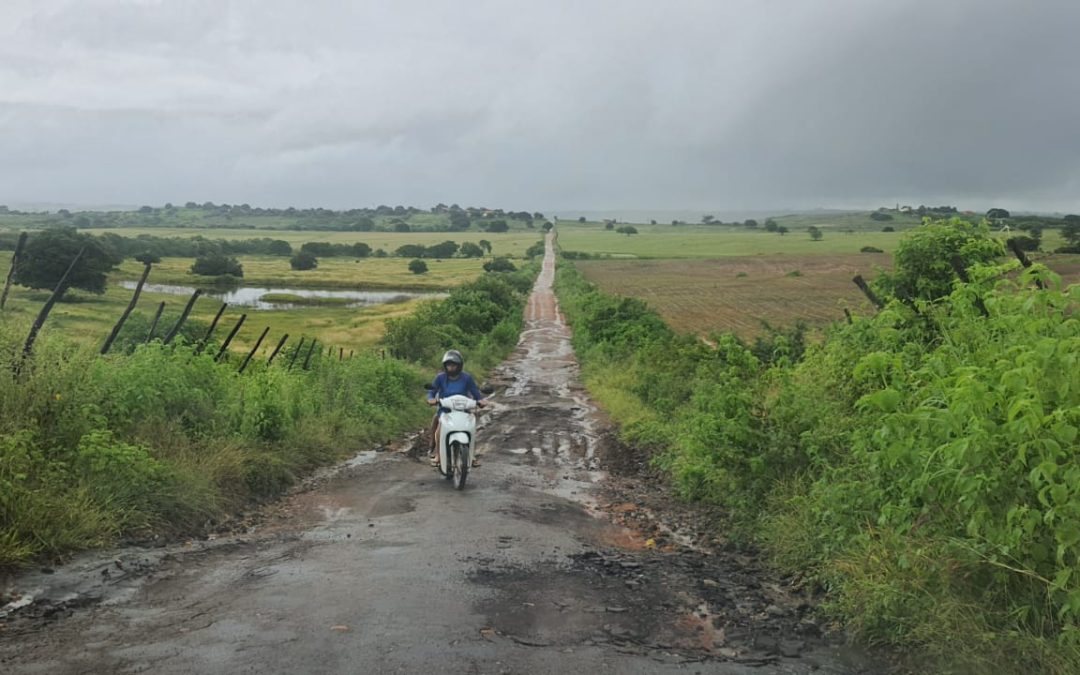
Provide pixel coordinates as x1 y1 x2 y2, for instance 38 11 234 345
0 233 892 674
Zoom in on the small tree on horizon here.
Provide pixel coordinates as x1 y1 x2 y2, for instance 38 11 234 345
408 259 428 274
808 226 823 241
290 251 318 270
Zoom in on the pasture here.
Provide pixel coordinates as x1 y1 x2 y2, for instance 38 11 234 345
574 249 1080 340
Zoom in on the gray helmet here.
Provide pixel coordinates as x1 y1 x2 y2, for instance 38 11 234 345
441 349 464 368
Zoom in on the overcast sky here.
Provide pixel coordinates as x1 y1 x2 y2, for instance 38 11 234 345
2 0 1078 213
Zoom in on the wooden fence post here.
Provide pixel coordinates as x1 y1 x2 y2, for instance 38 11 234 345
18 247 85 370
238 326 270 374
1007 238 1046 289
267 333 289 365
0 232 28 311
215 314 246 362
287 337 305 370
163 289 203 345
852 275 884 310
302 339 318 370
145 301 166 342
843 308 853 324
196 302 228 354
101 261 152 355
339 347 344 361
950 256 990 317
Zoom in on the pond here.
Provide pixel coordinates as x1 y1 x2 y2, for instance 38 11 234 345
119 282 440 310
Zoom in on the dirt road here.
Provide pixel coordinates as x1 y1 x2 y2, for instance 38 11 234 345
0 234 883 674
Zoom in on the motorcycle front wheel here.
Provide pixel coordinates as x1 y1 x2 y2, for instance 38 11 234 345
452 442 469 490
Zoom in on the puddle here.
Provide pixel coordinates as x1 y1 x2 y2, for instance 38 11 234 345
119 282 440 310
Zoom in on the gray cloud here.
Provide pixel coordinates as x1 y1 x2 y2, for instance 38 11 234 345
1 0 1078 212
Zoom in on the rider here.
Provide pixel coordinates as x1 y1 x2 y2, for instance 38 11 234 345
427 349 487 467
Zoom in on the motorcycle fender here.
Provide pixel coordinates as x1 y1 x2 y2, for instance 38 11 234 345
447 431 471 447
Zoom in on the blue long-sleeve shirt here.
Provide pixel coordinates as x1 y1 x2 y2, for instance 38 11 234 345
428 372 484 412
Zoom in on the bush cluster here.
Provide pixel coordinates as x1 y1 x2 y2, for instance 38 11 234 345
382 263 536 371
0 323 430 569
556 218 1080 673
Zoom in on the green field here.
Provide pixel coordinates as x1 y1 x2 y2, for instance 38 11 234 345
111 255 491 290
555 216 1067 259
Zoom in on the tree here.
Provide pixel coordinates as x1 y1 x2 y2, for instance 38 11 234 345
605 222 614 230
290 251 318 270
191 253 243 277
578 216 586 223
425 240 459 259
134 251 161 264
395 244 427 258
459 242 484 258
882 226 895 232
878 217 1001 301
870 211 894 221
393 222 411 232
702 215 715 224
14 228 122 294
484 219 509 233
348 217 375 231
776 226 788 236
744 219 758 228
986 208 1011 220
483 257 517 272
478 239 492 255
268 240 293 256
350 242 372 257
448 212 471 231
764 220 779 232
808 226 823 241
408 259 428 274
615 226 638 236
542 222 553 232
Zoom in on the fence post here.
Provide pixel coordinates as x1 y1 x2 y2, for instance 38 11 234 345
163 288 203 345
145 301 166 342
215 314 246 362
843 308 853 324
852 275 884 310
267 333 289 365
196 302 228 354
339 347 344 361
238 326 270 374
302 339 318 370
0 232 28 311
18 247 85 371
287 337 305 370
101 261 152 355
949 256 990 317
1007 238 1046 289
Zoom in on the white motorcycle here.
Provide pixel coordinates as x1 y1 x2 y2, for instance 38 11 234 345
431 393 487 490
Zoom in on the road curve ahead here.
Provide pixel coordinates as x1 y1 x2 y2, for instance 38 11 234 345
0 232 881 674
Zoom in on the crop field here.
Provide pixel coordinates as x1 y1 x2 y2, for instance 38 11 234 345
575 253 1080 340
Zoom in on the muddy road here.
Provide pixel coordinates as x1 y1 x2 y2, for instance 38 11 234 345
0 234 885 674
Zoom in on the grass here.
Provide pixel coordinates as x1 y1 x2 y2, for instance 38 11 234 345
556 224 909 258
112 255 489 290
0 282 429 356
259 293 356 306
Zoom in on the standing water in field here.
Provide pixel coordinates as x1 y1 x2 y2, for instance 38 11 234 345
117 281 440 310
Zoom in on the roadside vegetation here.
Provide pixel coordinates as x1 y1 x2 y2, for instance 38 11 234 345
0 261 536 569
556 217 1080 673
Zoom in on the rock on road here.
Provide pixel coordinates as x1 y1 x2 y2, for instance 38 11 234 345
0 233 883 674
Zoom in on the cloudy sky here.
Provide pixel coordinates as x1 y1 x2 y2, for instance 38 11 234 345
2 0 1078 213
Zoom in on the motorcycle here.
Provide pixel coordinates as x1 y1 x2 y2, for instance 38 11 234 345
429 391 490 490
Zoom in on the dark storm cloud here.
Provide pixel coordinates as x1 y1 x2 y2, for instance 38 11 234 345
1 0 1077 211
